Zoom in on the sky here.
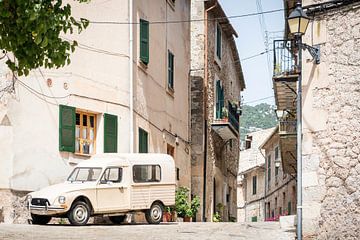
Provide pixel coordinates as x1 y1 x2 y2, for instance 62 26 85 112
219 0 285 106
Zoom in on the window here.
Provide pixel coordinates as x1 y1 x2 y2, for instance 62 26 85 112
275 166 279 177
168 50 174 90
75 111 96 155
215 80 224 119
215 23 222 60
140 19 149 65
133 165 161 182
104 114 118 153
252 175 257 195
68 167 102 182
267 155 271 185
176 167 180 181
275 146 279 159
101 167 122 183
288 201 292 215
59 105 118 155
167 144 175 157
139 128 148 153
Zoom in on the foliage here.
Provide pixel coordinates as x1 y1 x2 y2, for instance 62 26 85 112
212 212 222 222
240 103 277 140
0 0 90 76
175 187 200 218
221 107 228 118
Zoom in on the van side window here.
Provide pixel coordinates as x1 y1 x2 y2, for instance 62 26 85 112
133 165 161 182
101 168 122 183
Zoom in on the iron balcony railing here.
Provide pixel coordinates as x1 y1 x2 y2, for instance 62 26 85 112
215 100 240 133
273 40 298 77
279 120 297 135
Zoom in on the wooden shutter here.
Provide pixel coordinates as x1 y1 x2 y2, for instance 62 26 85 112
168 51 174 89
139 128 148 153
59 105 75 152
104 113 118 153
140 19 149 65
216 24 222 59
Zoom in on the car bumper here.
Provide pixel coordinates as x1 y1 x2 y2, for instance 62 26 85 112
28 204 67 216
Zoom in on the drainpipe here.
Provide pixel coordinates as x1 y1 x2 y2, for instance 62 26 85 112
129 0 134 153
203 0 217 222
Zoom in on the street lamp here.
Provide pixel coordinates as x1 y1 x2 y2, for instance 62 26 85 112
287 2 319 240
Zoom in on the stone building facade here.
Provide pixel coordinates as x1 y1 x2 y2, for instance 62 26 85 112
260 128 297 221
274 0 360 238
237 128 274 222
190 0 245 222
0 0 191 223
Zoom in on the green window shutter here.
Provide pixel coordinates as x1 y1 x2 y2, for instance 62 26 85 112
139 128 148 153
59 105 75 152
140 19 149 65
216 80 221 119
168 50 174 90
104 113 118 153
216 24 222 59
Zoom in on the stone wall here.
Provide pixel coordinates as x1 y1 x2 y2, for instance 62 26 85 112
0 190 29 224
301 3 360 239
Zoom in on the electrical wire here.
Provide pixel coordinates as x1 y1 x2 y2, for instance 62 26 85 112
86 8 284 25
243 96 274 105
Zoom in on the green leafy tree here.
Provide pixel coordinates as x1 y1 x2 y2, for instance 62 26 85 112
0 0 90 76
240 103 277 140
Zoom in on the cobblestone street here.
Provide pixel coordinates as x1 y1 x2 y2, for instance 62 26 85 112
0 222 295 240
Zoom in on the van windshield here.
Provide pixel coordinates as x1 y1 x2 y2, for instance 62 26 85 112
67 167 102 182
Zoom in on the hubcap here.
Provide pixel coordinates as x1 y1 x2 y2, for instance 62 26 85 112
74 205 88 223
151 205 162 221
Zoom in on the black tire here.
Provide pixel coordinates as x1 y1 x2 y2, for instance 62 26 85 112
31 214 52 225
145 202 163 224
68 201 90 226
109 215 126 224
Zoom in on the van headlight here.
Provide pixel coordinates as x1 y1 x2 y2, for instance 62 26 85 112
58 196 66 204
25 195 32 204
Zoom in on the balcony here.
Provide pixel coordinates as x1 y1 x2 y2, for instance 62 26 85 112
273 40 298 111
211 100 240 141
278 120 297 174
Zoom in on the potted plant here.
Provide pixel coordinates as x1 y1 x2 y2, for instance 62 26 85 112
175 187 200 222
221 107 228 121
163 207 172 222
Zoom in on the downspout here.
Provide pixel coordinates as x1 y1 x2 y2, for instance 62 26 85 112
259 147 267 221
203 0 217 222
129 0 134 153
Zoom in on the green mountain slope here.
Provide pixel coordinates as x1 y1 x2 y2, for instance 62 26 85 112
240 103 278 140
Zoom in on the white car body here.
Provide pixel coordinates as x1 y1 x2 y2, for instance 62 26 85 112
27 153 176 225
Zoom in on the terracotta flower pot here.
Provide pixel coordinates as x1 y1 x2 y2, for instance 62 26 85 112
184 216 192 222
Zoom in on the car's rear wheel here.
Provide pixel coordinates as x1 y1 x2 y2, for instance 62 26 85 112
109 215 126 224
68 201 90 226
145 202 163 224
31 214 52 225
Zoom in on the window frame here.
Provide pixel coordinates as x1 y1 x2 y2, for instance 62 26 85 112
167 50 174 91
252 175 257 195
139 128 149 153
215 22 222 61
100 167 123 184
75 111 97 156
132 164 162 183
139 19 149 65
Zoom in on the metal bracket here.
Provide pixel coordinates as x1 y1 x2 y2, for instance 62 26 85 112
302 43 320 64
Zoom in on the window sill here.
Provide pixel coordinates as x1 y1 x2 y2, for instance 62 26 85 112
214 56 222 69
166 87 174 98
138 60 148 72
167 0 175 11
74 152 93 158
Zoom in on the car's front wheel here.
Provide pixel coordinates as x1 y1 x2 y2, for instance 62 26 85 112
31 214 52 225
68 201 90 226
145 202 163 224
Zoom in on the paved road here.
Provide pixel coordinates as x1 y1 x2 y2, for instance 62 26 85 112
0 222 295 240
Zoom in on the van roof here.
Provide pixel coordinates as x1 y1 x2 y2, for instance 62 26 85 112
77 153 174 168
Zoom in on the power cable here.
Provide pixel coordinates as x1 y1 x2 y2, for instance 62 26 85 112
243 96 274 105
86 8 284 25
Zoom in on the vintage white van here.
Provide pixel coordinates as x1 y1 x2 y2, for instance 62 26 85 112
26 153 176 225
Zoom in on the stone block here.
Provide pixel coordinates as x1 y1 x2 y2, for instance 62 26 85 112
302 171 318 187
279 215 296 229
